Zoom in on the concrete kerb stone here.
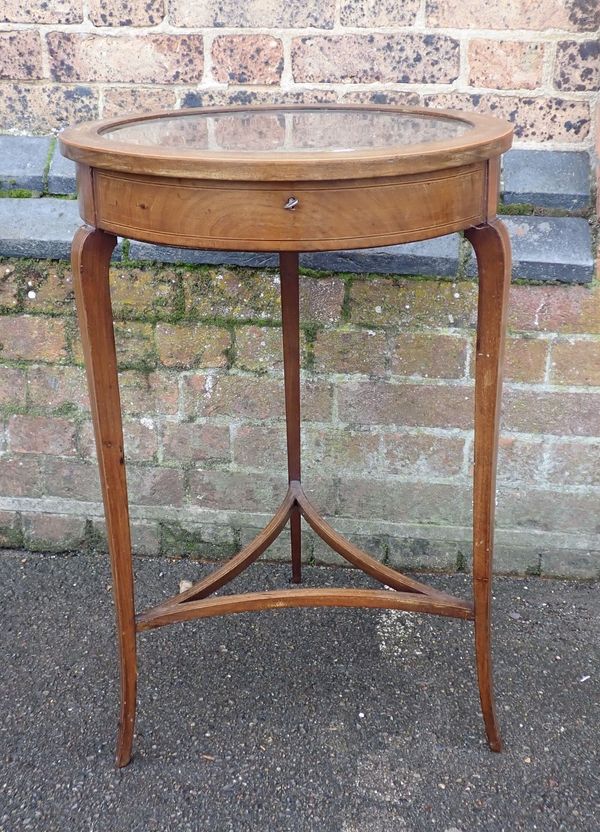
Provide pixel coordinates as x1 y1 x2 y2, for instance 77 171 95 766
0 135 52 193
502 149 591 210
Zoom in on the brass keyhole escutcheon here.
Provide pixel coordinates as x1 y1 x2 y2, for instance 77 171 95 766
284 196 299 210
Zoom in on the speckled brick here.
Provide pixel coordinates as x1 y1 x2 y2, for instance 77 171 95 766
426 0 599 31
117 370 179 417
22 264 74 315
0 315 66 362
47 33 203 84
170 0 334 27
0 456 43 497
496 436 545 484
555 40 600 92
1 0 82 24
0 31 44 81
43 457 100 501
108 267 179 321
340 0 419 26
502 389 600 436
468 40 544 90
102 87 177 118
292 34 459 84
0 83 99 133
88 0 164 26
212 36 283 85
338 478 471 525
507 283 600 335
155 323 230 369
0 265 19 310
424 93 590 143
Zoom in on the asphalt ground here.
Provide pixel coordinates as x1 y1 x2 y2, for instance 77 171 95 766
1 549 599 831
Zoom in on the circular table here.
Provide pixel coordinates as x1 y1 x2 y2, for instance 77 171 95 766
60 105 513 767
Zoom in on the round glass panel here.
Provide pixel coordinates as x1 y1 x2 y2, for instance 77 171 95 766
101 108 472 153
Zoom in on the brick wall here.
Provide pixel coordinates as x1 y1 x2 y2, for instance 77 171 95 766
0 0 598 150
1 258 600 578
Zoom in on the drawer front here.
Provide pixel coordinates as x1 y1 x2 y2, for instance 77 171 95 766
92 165 487 251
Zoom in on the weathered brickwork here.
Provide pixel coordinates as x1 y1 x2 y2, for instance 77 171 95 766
0 0 596 150
1 258 600 578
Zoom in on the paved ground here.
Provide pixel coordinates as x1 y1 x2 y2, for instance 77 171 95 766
1 549 599 832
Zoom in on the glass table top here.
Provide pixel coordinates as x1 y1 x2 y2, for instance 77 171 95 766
101 107 472 153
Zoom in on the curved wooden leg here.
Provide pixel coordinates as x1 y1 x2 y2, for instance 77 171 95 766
280 252 302 584
72 226 137 768
465 219 511 753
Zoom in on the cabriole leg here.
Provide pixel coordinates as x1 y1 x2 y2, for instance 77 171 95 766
71 226 137 767
465 219 511 752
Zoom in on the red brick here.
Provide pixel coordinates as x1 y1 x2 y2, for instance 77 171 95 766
503 337 548 383
555 40 600 92
314 330 387 375
88 0 164 26
0 265 19 310
189 469 286 513
8 414 77 456
184 269 281 321
0 510 22 547
0 456 43 497
23 265 74 314
109 267 179 320
350 278 477 329
550 340 600 385
391 333 466 379
0 315 66 362
43 458 101 501
502 389 600 436
0 83 99 133
0 366 27 409
0 31 43 81
306 427 381 474
102 86 177 119
496 435 545 484
338 381 474 429
292 34 459 84
170 0 333 27
300 277 345 326
79 418 159 463
156 323 229 369
1 0 82 23
233 424 287 469
92 518 160 556
423 93 590 143
467 336 548 383
127 466 185 507
468 39 544 90
508 284 600 335
338 478 471 524
340 0 419 25
183 374 332 421
47 33 203 84
426 0 599 31
27 365 89 412
381 432 465 477
22 513 86 552
546 441 600 486
235 326 283 372
73 321 155 369
119 370 179 416
497 488 600 535
162 422 230 464
212 35 283 85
